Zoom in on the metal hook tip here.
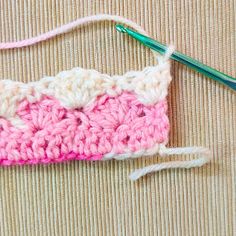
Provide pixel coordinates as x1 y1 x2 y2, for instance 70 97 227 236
115 24 127 33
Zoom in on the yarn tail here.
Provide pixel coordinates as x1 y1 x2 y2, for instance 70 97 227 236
129 146 211 180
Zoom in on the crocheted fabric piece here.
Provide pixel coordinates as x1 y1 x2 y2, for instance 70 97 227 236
0 63 172 165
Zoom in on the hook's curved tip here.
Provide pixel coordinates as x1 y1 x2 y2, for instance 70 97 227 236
115 24 127 33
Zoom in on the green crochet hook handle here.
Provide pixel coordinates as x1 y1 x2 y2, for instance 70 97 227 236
116 25 236 91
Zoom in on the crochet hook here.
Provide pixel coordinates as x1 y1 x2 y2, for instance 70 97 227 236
115 25 236 91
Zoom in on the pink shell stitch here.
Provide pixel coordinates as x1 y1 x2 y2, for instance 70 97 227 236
0 92 169 165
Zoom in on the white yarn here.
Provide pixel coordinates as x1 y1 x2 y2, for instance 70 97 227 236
129 146 211 180
0 62 171 123
103 144 211 180
103 143 164 160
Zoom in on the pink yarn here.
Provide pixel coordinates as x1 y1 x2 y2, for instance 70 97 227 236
0 14 148 49
0 92 169 165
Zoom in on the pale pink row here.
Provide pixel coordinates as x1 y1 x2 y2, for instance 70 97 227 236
0 92 169 165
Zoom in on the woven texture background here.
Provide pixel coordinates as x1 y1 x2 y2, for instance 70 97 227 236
0 1 235 235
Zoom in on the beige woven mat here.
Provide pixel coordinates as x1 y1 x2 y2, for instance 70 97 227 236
0 1 235 235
